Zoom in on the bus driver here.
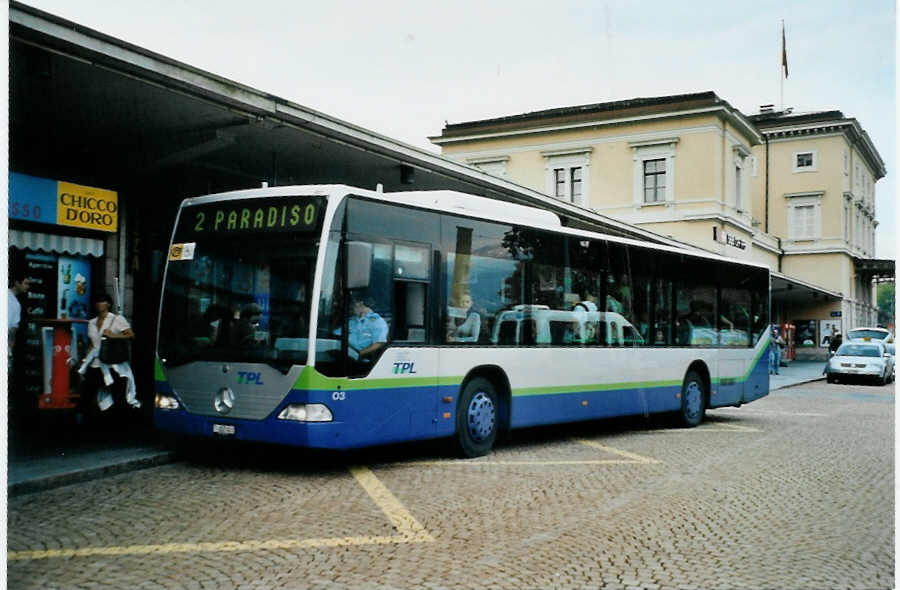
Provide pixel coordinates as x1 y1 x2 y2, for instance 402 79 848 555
346 295 389 362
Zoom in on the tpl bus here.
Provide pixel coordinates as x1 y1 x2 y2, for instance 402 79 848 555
154 185 770 456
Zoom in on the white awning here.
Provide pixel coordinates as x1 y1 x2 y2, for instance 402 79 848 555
9 230 105 257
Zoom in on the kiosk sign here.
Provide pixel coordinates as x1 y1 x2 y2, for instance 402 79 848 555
9 172 118 233
57 181 118 232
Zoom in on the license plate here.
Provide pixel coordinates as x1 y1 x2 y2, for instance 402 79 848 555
213 424 235 436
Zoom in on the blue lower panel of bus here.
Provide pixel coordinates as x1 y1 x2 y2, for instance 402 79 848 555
510 385 683 429
155 383 682 449
155 384 453 450
741 344 771 404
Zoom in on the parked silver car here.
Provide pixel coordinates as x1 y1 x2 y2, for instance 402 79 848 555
826 341 894 385
846 327 894 343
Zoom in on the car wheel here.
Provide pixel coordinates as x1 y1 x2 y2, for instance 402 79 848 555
826 374 835 384
677 370 706 428
455 377 498 458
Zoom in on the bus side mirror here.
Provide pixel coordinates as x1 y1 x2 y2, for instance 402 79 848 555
347 241 372 290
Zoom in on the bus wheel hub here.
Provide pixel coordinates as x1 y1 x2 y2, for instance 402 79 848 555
467 392 495 442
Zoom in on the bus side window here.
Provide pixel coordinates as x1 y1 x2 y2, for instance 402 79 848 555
392 243 429 343
395 281 426 342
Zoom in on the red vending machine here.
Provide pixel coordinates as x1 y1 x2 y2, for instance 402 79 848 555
37 319 88 410
780 322 796 361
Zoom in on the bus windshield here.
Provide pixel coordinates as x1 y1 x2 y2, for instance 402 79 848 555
159 198 325 371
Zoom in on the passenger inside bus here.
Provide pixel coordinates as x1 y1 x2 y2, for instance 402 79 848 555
447 291 481 343
232 302 265 347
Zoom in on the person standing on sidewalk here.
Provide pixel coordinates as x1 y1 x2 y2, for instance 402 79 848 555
8 263 31 425
770 327 785 375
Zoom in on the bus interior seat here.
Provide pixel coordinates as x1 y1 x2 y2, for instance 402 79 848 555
498 321 517 345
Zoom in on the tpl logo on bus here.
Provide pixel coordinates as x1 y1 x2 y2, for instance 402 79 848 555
392 362 417 375
237 371 264 385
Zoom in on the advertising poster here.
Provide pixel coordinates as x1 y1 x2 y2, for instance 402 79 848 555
57 256 91 319
20 253 58 405
794 320 817 348
23 252 57 319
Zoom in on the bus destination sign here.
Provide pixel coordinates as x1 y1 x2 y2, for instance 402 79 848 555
184 197 322 236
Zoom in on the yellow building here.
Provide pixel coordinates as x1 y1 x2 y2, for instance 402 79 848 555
430 92 891 359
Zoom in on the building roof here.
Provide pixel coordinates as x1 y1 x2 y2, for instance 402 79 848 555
749 109 886 179
9 0 689 249
431 91 761 146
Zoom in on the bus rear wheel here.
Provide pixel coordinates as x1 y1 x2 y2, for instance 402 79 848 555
455 377 498 458
678 370 706 428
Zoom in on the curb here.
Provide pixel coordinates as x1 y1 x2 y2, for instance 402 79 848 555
8 451 178 497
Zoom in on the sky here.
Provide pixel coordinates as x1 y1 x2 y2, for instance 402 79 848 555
20 0 898 258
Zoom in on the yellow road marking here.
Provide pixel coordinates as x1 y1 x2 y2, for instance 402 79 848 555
650 425 762 433
9 466 432 562
710 422 762 433
405 459 654 466
714 408 826 417
575 439 661 463
348 466 434 542
8 535 418 561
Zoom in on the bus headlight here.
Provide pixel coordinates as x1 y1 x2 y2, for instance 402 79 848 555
155 393 180 410
278 404 333 422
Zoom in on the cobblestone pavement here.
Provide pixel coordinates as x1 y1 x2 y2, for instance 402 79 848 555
8 380 894 589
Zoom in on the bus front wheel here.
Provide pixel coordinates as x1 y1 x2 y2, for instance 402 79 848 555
678 370 706 428
455 377 498 458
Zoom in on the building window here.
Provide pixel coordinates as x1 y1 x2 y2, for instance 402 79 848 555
735 164 742 211
554 168 566 199
630 137 678 207
551 166 582 203
844 202 850 242
793 150 817 173
542 147 592 207
467 156 509 178
571 167 582 201
643 159 666 203
793 205 815 239
785 192 823 241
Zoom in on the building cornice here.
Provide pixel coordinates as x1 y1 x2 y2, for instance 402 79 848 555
757 119 886 179
432 105 762 147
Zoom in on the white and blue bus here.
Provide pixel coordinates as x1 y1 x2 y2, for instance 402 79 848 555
154 185 770 456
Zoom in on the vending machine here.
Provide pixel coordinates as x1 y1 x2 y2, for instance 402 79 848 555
780 323 796 362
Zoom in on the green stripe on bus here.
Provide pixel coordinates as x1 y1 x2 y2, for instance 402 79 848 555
155 357 166 382
744 336 771 379
513 379 681 397
293 366 462 391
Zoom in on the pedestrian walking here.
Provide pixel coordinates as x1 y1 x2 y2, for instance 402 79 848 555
77 293 140 426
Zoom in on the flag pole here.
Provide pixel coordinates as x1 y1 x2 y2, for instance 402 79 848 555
780 20 784 110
